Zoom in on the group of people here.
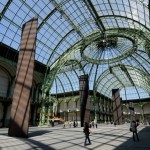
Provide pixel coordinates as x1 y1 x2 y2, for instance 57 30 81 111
63 120 78 128
89 120 97 128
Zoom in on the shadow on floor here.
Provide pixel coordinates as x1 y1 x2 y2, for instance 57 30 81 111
25 138 56 150
114 126 150 150
29 130 52 137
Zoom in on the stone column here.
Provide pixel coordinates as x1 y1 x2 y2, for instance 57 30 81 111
79 74 90 127
47 103 52 125
64 112 66 121
112 89 123 125
8 17 38 138
129 102 135 121
30 105 35 126
75 100 77 121
66 102 69 121
39 104 46 125
2 102 8 127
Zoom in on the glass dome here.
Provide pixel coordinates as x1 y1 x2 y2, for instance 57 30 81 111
0 0 150 100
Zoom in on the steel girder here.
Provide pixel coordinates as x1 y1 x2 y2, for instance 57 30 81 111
41 28 150 101
94 64 150 99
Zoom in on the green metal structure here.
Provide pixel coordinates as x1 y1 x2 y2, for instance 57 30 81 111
0 0 150 124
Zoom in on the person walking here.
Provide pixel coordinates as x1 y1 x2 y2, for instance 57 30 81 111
83 122 91 146
131 120 139 141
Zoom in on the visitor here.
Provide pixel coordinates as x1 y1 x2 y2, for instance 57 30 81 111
83 122 91 146
91 121 94 128
76 121 78 127
63 122 65 128
95 123 97 128
69 121 72 128
131 120 139 141
73 121 76 128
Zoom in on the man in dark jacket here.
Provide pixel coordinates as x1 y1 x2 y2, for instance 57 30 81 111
131 120 139 141
83 122 91 146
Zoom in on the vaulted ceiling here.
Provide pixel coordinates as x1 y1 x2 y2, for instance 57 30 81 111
0 0 150 100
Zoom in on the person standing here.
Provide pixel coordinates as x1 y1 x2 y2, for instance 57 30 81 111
76 121 78 127
83 122 91 146
63 121 65 128
91 121 94 128
69 121 72 128
95 123 97 128
131 120 139 141
73 121 76 128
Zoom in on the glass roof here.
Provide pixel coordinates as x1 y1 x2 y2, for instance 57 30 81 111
0 0 150 100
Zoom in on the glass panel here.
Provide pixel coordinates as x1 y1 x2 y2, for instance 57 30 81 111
1 1 150 100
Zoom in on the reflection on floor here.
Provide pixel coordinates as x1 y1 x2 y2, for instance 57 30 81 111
0 123 150 150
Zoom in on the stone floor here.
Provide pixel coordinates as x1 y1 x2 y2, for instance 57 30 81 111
0 123 150 150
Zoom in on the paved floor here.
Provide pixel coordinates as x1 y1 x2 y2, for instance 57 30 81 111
0 123 150 150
